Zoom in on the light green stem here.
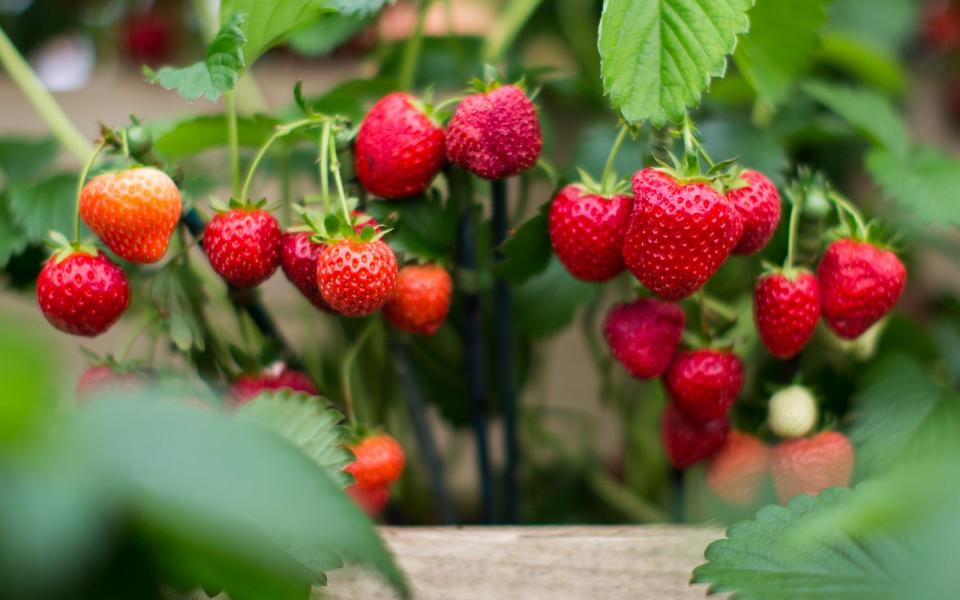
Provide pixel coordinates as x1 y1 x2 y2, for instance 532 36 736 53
319 122 331 212
340 319 378 425
240 117 324 202
398 0 432 91
328 133 351 222
225 91 240 198
600 124 629 186
784 189 803 271
0 26 91 163
73 139 108 242
829 191 868 238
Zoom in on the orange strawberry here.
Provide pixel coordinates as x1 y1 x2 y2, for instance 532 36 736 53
80 167 181 264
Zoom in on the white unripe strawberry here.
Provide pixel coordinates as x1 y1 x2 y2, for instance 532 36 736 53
768 385 818 439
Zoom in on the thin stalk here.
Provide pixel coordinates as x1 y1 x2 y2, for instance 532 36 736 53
783 190 803 272
829 191 868 238
398 0 432 91
73 139 108 242
702 295 738 322
117 312 159 364
341 319 377 426
225 91 241 198
600 124 629 185
0 26 91 162
319 123 331 212
240 117 324 202
491 177 519 523
328 132 351 221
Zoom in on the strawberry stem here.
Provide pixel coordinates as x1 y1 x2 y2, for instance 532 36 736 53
783 185 803 272
600 123 629 189
240 116 327 203
225 91 241 198
828 191 868 239
341 319 378 426
73 138 107 243
117 312 159 364
680 112 715 171
398 0 432 90
327 130 352 224
318 122 331 212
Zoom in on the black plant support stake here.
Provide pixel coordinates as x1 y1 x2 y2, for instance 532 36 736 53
491 178 519 524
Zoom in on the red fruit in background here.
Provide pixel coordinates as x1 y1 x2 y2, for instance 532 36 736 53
754 270 820 358
665 349 743 423
623 168 744 300
280 232 332 311
548 184 632 282
661 403 730 468
921 1 960 52
79 167 181 264
354 92 446 199
706 431 770 506
317 239 398 317
347 482 390 516
603 298 685 379
203 208 282 288
384 264 453 335
726 170 781 255
230 365 319 405
346 433 406 488
817 239 906 339
446 84 542 180
76 366 147 401
37 250 130 337
771 431 854 503
123 12 173 65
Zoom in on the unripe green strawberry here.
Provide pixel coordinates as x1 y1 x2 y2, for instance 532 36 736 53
768 385 818 439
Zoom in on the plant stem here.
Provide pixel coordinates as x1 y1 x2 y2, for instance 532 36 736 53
117 312 158 364
600 124 629 186
783 188 803 272
0 26 91 163
319 123 331 212
225 91 241 198
240 117 324 202
328 132 351 222
341 319 377 426
702 294 738 323
73 139 107 242
398 0 432 91
828 191 868 238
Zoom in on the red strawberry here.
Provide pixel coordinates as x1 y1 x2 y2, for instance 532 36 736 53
384 264 453 335
37 250 130 337
603 298 685 379
921 1 960 52
123 12 173 65
230 365 318 406
354 92 446 199
726 170 781 255
76 365 148 401
754 270 820 358
817 239 906 339
203 208 282 288
664 349 743 423
446 84 542 180
345 433 406 488
548 184 632 282
317 239 398 317
280 232 332 311
771 431 854 503
79 167 181 264
623 168 744 300
706 431 770 506
347 482 390 516
661 403 730 468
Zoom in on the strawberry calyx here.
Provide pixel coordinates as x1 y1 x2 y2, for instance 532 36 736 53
211 197 269 213
759 260 812 282
575 168 629 198
296 203 390 245
46 230 99 263
409 91 455 127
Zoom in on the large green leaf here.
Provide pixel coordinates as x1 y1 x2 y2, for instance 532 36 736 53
288 13 370 57
0 137 59 181
814 33 904 94
146 14 247 102
692 488 907 599
221 0 330 64
828 0 917 53
151 114 280 159
0 194 28 268
513 256 599 337
366 193 458 262
492 203 552 285
803 81 908 155
733 0 830 107
7 174 80 242
866 146 960 226
699 116 789 183
598 0 754 127
235 390 354 487
151 263 207 353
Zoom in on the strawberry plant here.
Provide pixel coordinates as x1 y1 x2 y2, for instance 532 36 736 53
1 0 960 597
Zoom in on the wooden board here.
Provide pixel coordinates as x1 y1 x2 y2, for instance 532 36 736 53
320 526 721 599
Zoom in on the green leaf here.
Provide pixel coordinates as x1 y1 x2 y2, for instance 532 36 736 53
828 0 918 53
0 316 57 443
366 194 458 262
733 0 830 107
325 0 390 17
513 256 599 337
598 0 754 127
7 174 80 242
151 264 206 352
491 204 551 285
288 13 370 56
699 116 788 184
77 396 409 597
866 146 960 226
150 114 281 159
235 390 353 488
803 81 909 155
0 194 28 268
813 33 905 94
146 14 246 102
0 137 59 181
692 488 906 599
221 0 329 65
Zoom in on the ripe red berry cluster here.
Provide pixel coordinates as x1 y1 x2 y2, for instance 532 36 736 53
344 433 406 516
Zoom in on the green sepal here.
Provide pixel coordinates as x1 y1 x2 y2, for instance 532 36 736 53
45 230 98 263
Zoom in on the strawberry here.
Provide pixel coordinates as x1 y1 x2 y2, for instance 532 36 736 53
664 349 743 423
603 298 685 379
384 264 453 335
623 168 743 300
347 482 390 516
345 433 406 488
771 431 854 503
317 239 398 317
768 385 818 439
548 184 632 282
817 239 906 339
76 365 148 401
280 231 332 311
754 270 820 358
661 403 729 468
230 364 318 405
203 207 282 289
921 1 960 52
706 431 770 506
446 84 542 180
37 249 129 337
79 167 181 264
726 169 781 255
354 92 446 199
